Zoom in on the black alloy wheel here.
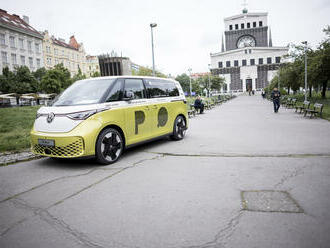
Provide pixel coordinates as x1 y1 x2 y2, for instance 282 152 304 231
171 116 187 140
96 128 124 165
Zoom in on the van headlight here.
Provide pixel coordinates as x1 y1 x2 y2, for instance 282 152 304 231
67 110 97 120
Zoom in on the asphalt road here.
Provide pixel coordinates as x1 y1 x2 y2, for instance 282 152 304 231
1 95 330 248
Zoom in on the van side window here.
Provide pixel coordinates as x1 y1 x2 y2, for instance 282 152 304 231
106 80 123 102
145 79 179 98
124 79 146 99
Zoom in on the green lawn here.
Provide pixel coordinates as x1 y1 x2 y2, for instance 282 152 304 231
0 106 40 152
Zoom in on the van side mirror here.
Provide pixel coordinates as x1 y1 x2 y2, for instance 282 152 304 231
124 91 134 100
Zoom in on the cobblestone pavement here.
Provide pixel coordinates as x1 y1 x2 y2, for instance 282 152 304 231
0 95 329 248
0 150 39 166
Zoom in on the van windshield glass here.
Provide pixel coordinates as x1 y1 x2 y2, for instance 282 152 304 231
52 79 115 106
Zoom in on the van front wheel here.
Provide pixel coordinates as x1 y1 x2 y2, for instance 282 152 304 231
96 128 124 165
171 116 187 140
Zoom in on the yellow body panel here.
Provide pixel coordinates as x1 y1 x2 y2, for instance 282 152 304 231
31 100 188 158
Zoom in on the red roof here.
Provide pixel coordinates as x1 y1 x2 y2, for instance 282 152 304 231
51 37 78 50
0 9 42 38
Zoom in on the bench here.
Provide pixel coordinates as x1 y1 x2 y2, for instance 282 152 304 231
295 101 310 113
304 103 324 118
286 98 297 109
283 97 291 108
188 104 196 118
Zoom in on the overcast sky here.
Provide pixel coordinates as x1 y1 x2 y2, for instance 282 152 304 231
3 0 330 76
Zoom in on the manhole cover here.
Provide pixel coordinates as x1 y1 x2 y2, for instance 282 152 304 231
241 190 303 213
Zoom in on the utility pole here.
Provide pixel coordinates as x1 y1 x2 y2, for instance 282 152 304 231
150 23 157 76
188 68 192 96
302 41 308 101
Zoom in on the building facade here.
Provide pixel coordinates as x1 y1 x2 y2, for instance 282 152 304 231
86 55 100 77
210 8 288 92
98 55 136 76
42 31 86 76
0 9 44 74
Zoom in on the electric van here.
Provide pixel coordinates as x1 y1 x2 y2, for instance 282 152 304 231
30 76 188 164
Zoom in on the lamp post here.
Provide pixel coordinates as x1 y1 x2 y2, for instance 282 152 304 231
302 41 308 101
208 64 211 97
150 23 157 76
188 68 192 96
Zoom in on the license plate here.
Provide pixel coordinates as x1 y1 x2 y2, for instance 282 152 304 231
38 139 55 147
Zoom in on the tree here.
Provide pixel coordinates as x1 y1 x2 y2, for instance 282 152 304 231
175 73 190 93
72 67 86 83
11 66 37 94
91 71 101 77
41 64 71 93
0 67 14 93
210 76 225 91
33 67 47 92
133 66 167 78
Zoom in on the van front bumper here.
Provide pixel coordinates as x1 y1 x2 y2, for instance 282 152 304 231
30 119 103 158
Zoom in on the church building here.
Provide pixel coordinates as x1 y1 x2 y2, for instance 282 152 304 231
210 7 288 92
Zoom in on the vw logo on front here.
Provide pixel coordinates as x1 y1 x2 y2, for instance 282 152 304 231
47 112 55 123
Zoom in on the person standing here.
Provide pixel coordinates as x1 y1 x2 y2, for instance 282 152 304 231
271 87 281 113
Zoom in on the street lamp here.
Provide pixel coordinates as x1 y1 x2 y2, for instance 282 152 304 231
188 68 192 96
208 64 211 97
150 23 157 76
302 41 308 101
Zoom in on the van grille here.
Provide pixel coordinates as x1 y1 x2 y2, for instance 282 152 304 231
33 138 84 157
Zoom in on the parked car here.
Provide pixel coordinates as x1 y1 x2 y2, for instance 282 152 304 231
31 76 188 164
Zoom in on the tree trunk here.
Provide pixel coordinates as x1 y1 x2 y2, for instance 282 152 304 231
309 86 312 98
287 87 290 95
321 80 327 99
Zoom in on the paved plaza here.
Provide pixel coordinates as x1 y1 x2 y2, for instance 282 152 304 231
0 95 330 248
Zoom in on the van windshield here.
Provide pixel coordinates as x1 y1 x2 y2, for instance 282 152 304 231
52 79 115 106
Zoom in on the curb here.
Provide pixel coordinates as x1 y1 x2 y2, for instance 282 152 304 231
0 150 41 166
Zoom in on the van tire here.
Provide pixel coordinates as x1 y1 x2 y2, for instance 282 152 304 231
96 128 124 165
170 115 187 140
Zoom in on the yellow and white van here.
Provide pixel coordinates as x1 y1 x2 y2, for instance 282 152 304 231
30 76 188 164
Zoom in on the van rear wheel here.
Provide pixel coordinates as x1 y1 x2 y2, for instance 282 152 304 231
96 128 124 165
171 116 187 140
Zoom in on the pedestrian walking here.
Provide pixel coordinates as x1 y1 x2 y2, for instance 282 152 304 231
271 87 281 113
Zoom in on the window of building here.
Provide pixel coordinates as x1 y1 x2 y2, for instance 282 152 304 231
124 78 146 99
72 53 74 59
19 38 24 49
249 49 252 54
229 25 233 30
267 57 272 64
275 57 281 63
20 55 25 65
234 60 239 67
241 23 244 29
11 53 17 65
0 33 5 45
27 41 32 51
62 50 64 55
258 58 263 65
1 51 7 63
29 57 33 68
259 21 263 27
47 57 52 65
36 58 41 68
235 24 239 30
253 22 256 28
35 43 40 53
9 36 15 48
218 62 223 68
245 50 248 54
247 23 250 28
226 61 231 67
55 59 58 64
242 59 247 66
46 46 50 53
250 59 255 65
